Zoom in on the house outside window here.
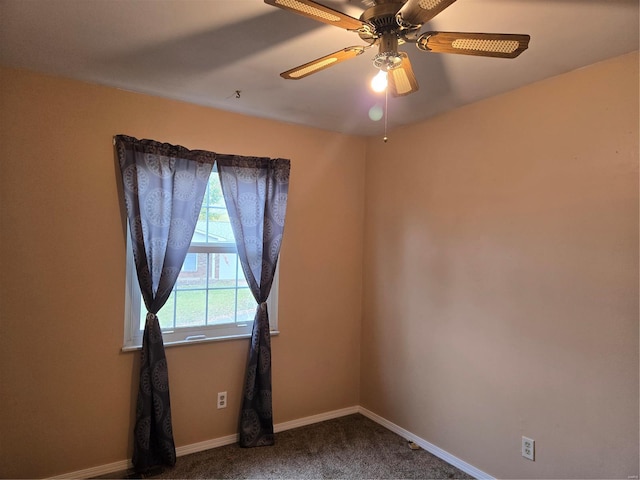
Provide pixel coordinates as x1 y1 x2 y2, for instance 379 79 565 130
181 253 198 272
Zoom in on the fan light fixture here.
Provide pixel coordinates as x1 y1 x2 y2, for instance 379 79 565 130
371 70 388 92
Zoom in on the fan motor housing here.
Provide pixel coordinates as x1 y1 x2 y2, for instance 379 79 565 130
358 1 404 43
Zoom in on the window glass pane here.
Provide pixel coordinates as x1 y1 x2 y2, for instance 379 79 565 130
175 289 206 327
195 175 234 245
237 266 248 288
229 252 248 288
209 253 237 288
157 292 176 330
207 288 237 325
176 254 208 289
237 288 257 323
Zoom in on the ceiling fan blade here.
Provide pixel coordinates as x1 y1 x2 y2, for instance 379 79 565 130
264 0 366 31
280 46 365 79
388 53 419 97
417 32 530 58
396 0 458 28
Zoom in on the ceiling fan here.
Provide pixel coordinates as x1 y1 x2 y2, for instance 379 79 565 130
264 0 530 97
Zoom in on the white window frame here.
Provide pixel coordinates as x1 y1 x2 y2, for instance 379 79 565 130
122 220 279 350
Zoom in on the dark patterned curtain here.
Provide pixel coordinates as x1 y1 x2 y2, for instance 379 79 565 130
115 135 215 471
216 156 290 447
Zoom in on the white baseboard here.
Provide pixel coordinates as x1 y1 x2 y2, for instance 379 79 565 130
50 405 490 480
176 432 239 457
49 459 132 479
274 405 360 433
358 406 494 480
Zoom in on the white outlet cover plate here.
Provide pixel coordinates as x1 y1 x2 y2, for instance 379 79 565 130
522 436 535 461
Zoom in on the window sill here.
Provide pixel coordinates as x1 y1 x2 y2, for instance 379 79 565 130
121 330 280 352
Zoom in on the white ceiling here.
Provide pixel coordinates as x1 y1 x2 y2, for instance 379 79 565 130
1 0 638 136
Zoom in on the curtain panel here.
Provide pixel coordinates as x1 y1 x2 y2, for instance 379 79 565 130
216 156 290 447
115 135 215 471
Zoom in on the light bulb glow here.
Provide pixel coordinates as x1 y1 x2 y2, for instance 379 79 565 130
371 70 388 93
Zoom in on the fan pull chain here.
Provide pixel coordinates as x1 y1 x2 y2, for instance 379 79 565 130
383 86 389 143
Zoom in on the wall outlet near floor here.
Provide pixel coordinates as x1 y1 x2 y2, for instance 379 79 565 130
217 391 227 409
522 436 535 461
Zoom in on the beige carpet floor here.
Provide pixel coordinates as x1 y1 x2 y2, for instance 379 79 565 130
100 414 474 479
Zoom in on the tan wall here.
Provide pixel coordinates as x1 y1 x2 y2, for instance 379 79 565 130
361 52 639 479
2 52 638 480
0 67 365 478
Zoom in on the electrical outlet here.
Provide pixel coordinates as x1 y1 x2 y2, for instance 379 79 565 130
217 391 227 409
522 436 535 461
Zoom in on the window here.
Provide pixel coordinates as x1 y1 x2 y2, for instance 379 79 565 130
123 169 278 350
